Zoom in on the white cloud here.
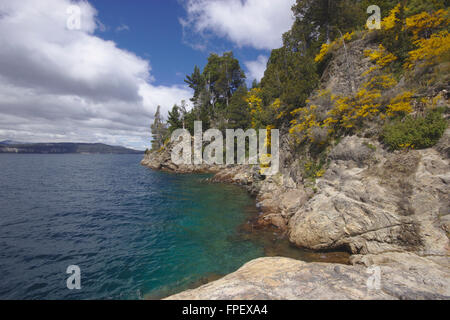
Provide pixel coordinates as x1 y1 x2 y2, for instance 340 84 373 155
0 0 192 150
180 0 295 50
245 55 268 82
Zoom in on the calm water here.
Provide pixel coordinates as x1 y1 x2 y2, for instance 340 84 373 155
0 154 265 300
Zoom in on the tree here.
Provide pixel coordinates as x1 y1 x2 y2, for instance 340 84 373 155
185 65 204 104
285 0 372 54
203 52 246 110
184 52 247 129
227 85 251 129
167 104 183 133
261 47 319 120
150 106 168 151
179 100 188 129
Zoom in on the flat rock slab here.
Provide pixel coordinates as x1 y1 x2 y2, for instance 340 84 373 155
166 256 449 300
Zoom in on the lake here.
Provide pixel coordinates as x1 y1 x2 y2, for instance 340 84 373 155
0 154 265 299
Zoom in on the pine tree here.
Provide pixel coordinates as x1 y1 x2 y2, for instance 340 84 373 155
167 104 183 133
185 65 204 104
150 106 167 151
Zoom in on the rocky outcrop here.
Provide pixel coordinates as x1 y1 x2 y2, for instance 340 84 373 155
288 134 450 257
143 133 449 300
142 131 449 300
166 254 449 300
142 35 449 300
141 141 224 174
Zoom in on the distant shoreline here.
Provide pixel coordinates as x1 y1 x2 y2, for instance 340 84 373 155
0 142 144 154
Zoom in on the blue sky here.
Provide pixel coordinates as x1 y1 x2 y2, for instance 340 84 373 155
90 0 275 86
0 0 295 150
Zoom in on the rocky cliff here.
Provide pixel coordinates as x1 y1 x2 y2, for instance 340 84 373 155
142 35 449 300
142 130 450 299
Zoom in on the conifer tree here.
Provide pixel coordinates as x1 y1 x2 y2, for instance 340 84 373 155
150 106 167 151
167 105 183 133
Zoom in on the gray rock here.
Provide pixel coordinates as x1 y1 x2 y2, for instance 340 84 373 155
166 255 449 300
329 136 374 165
289 141 449 256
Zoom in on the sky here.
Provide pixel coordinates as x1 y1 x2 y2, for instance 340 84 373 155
0 0 295 150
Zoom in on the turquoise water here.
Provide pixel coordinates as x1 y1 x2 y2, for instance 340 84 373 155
0 154 265 300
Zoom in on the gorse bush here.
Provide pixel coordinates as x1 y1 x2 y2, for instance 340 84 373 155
288 3 449 151
382 108 447 150
154 0 448 166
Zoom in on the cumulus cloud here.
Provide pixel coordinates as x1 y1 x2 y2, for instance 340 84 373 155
244 55 268 82
0 0 191 150
180 0 295 50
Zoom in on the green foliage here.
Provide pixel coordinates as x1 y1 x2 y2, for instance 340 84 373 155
382 108 447 150
227 85 251 129
150 106 168 151
364 142 377 151
260 48 319 121
152 0 449 166
404 0 448 16
167 105 183 133
303 159 326 180
184 65 204 103
181 51 247 132
202 51 246 110
288 0 367 50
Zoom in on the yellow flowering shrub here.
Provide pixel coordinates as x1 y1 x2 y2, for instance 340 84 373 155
289 105 321 143
259 153 272 175
270 98 285 120
291 7 448 150
363 74 397 90
405 30 450 69
382 4 401 30
364 44 397 74
264 125 275 148
386 91 414 116
315 32 355 63
303 160 326 180
405 9 449 40
398 143 415 150
315 43 332 63
246 88 263 128
327 89 381 128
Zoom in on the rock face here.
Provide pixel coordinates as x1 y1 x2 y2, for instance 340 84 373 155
142 36 450 300
167 255 449 300
142 133 450 300
144 133 449 300
288 135 450 256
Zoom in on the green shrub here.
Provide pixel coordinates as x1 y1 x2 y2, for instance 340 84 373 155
382 109 447 150
303 159 326 180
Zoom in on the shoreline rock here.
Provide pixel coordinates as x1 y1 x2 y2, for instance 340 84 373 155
141 131 450 299
166 255 449 300
140 36 449 299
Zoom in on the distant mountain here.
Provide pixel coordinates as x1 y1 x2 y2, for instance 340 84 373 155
0 140 28 145
0 142 144 154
